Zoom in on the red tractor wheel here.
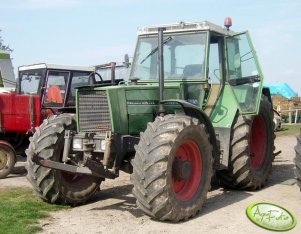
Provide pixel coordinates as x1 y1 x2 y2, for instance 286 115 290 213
131 115 213 222
0 142 16 179
249 115 267 169
217 96 275 189
172 140 202 201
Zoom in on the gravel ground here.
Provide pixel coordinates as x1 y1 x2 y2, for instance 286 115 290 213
1 134 300 234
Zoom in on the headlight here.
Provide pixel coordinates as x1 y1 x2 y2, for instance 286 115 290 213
73 138 82 150
94 139 106 152
101 140 106 151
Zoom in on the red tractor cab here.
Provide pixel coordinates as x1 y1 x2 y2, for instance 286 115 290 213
18 63 99 115
0 63 99 178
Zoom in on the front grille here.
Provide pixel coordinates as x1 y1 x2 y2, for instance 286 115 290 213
78 90 111 133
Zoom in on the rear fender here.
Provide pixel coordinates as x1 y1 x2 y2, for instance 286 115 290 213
262 87 272 104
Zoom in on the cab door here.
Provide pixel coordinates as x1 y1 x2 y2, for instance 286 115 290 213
225 31 263 114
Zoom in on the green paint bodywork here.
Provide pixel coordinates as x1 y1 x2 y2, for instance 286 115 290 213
76 82 195 134
75 80 245 135
210 84 239 128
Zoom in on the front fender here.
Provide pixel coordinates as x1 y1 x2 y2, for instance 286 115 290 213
161 99 220 168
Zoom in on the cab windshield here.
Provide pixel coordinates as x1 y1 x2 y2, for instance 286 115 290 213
19 70 42 94
130 32 207 81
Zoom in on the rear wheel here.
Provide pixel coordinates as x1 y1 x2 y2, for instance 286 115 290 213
295 130 301 189
0 142 16 179
131 115 213 222
26 114 102 205
217 97 275 189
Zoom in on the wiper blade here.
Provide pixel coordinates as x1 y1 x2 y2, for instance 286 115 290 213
140 37 172 64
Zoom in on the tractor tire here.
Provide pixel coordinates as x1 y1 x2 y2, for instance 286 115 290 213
26 114 102 205
131 115 213 222
0 142 16 179
217 97 275 190
295 130 301 189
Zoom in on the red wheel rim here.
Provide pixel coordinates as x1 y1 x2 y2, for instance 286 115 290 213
172 140 202 201
250 115 267 169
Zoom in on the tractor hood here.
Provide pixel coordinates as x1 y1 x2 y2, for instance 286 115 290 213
75 81 207 135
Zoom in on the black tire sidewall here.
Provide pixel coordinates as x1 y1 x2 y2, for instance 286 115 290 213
26 114 101 204
52 119 101 203
54 132 101 203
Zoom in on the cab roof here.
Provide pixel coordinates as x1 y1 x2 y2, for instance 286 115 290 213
137 21 236 36
18 63 95 72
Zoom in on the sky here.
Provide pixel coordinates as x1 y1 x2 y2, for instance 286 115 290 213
0 0 300 95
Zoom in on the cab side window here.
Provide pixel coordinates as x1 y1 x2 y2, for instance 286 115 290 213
44 71 68 105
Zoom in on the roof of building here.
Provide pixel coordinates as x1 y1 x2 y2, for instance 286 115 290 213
264 82 298 99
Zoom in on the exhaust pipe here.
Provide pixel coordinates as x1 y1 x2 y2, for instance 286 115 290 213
158 27 166 116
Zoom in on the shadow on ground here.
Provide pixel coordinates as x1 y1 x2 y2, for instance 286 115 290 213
5 155 27 178
269 163 296 186
10 166 27 176
85 152 297 221
90 184 144 218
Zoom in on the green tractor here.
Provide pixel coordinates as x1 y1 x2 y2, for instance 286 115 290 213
26 18 275 222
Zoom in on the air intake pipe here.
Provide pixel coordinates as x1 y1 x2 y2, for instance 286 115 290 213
158 27 166 116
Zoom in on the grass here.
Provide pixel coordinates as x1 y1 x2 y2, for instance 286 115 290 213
275 123 301 137
0 188 68 234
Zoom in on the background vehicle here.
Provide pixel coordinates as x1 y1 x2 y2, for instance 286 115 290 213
27 19 275 222
0 63 102 178
95 55 130 81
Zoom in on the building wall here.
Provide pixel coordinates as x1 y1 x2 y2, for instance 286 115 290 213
0 50 16 88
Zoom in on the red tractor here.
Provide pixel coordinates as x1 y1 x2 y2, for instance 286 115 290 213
0 63 105 178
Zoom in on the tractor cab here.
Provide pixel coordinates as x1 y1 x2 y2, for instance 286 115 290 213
18 64 98 114
130 21 264 116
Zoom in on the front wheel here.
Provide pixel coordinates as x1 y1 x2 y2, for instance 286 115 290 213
26 114 102 205
131 115 213 222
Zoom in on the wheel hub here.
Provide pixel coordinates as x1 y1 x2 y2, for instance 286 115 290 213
172 158 192 180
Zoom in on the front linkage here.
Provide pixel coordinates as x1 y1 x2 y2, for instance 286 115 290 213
34 130 139 179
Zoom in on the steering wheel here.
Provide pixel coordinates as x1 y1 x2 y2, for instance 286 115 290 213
88 72 103 84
